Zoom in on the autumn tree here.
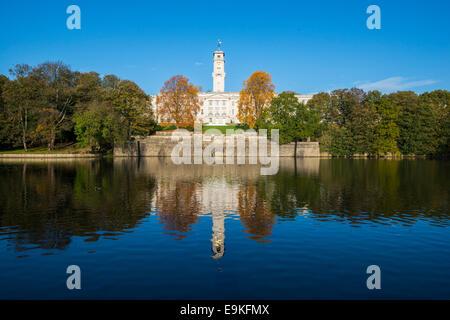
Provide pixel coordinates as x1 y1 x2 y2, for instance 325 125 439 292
237 71 275 128
156 75 201 127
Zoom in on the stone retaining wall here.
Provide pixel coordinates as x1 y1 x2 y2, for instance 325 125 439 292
114 131 321 158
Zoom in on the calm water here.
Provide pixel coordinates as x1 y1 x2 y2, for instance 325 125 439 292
0 158 449 299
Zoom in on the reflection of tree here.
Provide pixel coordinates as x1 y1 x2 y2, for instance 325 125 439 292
0 160 157 252
237 183 275 242
155 181 200 240
261 159 450 226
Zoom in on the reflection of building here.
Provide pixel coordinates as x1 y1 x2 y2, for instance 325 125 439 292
198 180 239 259
132 158 279 257
151 42 313 126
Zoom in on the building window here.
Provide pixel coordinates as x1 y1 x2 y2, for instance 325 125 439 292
222 101 225 106
216 100 219 106
209 101 212 106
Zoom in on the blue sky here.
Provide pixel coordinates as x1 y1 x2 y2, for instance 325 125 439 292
0 0 449 94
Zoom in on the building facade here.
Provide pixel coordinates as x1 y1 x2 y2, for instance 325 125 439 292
151 45 313 126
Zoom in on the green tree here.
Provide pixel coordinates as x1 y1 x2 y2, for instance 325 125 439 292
0 74 11 148
347 101 378 155
257 91 321 145
2 65 43 151
331 88 367 127
327 125 355 156
419 90 450 156
106 80 155 138
102 74 120 91
307 92 335 128
366 91 400 155
74 71 103 104
391 91 438 155
73 102 124 151
31 62 77 150
309 88 369 156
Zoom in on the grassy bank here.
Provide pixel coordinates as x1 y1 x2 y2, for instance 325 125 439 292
202 125 242 134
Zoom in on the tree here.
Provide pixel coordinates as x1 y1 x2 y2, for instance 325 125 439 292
156 75 201 127
308 88 371 156
391 91 438 155
419 90 450 156
2 65 43 151
237 71 275 128
131 102 157 136
327 124 355 156
347 101 378 155
366 91 399 155
0 75 7 111
102 74 120 91
31 62 77 150
0 74 11 148
74 71 103 104
256 91 320 144
307 92 335 128
106 79 155 138
73 102 124 151
331 88 367 127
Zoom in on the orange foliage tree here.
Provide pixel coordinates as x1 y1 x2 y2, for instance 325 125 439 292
237 71 275 128
156 75 201 127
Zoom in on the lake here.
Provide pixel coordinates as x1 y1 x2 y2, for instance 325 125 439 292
0 158 449 299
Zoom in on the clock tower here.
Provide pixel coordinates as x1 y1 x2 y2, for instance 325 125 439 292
212 41 226 92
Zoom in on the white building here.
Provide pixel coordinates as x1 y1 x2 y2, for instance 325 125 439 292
151 44 314 126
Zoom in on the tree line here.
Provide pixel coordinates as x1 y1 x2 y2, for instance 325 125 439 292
305 88 449 157
0 62 156 152
236 72 449 157
1 63 449 157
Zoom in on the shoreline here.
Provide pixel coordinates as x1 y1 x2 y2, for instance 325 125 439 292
0 153 102 158
0 153 432 159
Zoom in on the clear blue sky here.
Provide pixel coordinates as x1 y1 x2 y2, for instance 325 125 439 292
1 0 449 94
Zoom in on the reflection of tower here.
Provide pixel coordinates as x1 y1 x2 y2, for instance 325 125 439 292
201 179 238 259
211 210 225 259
